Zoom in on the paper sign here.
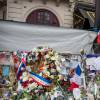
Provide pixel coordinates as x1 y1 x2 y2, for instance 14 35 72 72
86 57 100 70
2 66 9 76
94 57 100 70
0 52 10 65
73 88 81 99
86 58 95 66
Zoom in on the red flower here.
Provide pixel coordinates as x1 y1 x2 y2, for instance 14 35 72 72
21 80 29 88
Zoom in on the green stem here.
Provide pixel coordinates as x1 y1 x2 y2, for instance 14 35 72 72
57 81 69 100
16 91 23 100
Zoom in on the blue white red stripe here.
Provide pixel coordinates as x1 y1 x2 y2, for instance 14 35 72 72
29 72 52 86
17 62 25 79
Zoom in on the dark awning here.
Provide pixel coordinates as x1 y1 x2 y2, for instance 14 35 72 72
75 2 95 12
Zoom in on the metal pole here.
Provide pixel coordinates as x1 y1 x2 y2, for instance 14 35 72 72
95 0 100 29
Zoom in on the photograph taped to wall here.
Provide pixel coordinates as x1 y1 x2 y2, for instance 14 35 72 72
0 52 11 65
2 65 10 77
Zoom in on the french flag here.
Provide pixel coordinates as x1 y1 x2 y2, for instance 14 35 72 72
68 65 82 92
75 64 81 76
97 31 100 44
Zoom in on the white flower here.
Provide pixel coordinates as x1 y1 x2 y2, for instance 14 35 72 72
45 54 49 59
56 66 61 72
22 72 29 81
20 98 28 100
58 75 64 81
28 82 38 90
51 69 56 73
50 75 54 79
51 56 56 60
43 70 50 76
13 92 17 96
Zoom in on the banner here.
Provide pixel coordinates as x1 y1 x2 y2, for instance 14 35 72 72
0 21 96 53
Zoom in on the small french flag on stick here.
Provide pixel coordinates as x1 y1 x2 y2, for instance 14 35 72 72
75 64 81 76
97 31 100 44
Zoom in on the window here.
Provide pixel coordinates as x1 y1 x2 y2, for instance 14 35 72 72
26 9 59 27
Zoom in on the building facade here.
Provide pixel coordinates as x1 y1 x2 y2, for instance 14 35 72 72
6 0 75 28
0 0 95 28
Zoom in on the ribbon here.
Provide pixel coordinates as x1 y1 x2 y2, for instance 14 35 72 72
29 72 52 86
16 51 27 79
16 51 52 86
17 62 52 86
17 62 26 79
